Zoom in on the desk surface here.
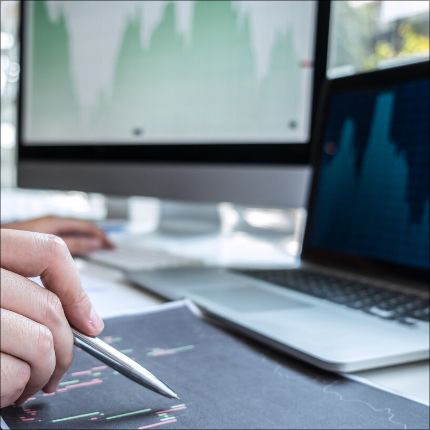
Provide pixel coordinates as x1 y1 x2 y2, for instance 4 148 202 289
1 189 429 406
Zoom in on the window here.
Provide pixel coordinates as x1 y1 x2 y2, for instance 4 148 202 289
328 1 429 78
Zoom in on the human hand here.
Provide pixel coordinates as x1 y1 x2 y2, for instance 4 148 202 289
0 229 104 408
2 216 114 256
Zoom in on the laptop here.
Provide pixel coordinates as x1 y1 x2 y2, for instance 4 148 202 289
127 61 429 372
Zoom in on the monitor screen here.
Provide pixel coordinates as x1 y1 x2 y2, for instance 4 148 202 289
308 75 429 270
22 0 317 145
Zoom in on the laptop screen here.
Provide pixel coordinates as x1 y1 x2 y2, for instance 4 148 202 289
307 72 429 271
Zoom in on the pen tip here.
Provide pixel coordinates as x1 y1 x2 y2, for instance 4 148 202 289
172 393 180 400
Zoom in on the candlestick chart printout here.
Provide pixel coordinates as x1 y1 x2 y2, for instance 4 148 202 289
2 303 429 429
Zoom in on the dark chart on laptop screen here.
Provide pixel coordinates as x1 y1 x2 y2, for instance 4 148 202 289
308 78 429 270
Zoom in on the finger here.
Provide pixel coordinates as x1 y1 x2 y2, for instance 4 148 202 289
1 269 74 392
61 236 104 256
0 353 31 408
49 218 115 249
1 217 46 232
0 229 104 336
2 217 115 249
1 308 56 403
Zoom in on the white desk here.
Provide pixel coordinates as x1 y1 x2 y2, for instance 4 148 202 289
2 188 429 406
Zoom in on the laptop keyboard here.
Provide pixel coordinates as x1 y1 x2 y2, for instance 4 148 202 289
87 245 201 272
235 269 429 324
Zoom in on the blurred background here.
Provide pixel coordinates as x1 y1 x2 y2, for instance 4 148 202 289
1 0 429 189
1 0 19 187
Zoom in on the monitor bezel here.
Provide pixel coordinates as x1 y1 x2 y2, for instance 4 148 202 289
302 60 430 286
17 0 330 166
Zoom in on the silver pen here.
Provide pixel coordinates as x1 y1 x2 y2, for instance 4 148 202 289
72 328 179 400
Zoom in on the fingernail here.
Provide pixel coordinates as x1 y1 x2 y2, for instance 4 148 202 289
89 307 104 332
103 236 115 248
88 238 103 249
106 240 116 249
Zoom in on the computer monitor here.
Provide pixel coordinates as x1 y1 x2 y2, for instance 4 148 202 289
17 1 330 208
304 61 429 283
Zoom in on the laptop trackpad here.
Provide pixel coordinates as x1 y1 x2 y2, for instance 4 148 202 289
193 284 310 313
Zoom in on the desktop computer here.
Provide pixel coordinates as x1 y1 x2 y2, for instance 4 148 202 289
17 0 329 210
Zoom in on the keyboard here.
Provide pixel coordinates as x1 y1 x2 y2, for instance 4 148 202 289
87 245 202 272
236 269 429 324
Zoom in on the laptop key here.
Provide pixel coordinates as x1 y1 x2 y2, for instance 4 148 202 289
367 307 396 319
412 307 430 321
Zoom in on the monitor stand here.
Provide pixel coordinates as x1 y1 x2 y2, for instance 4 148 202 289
104 197 303 245
105 196 222 236
157 201 222 236
105 196 130 220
